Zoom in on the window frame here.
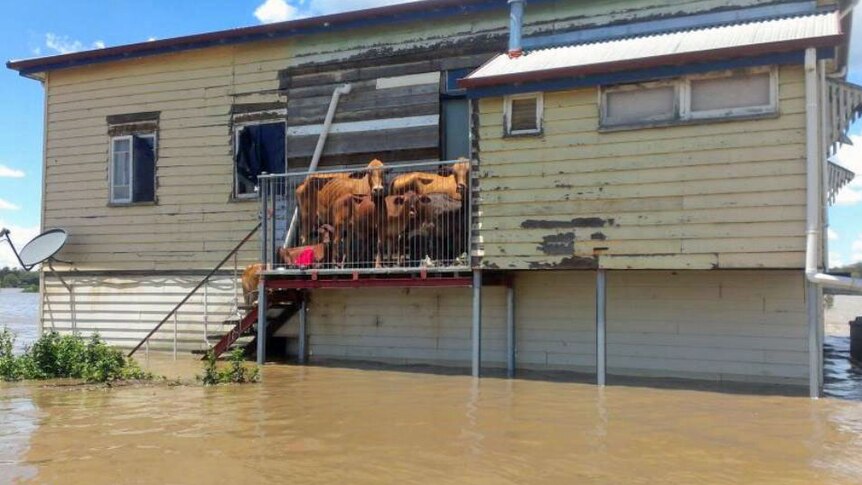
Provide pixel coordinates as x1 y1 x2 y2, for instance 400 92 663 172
683 66 778 120
599 66 779 130
233 119 287 200
504 92 543 136
600 79 679 127
109 132 157 205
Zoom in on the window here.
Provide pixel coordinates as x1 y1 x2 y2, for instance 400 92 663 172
504 93 543 136
600 67 778 128
603 82 676 126
110 134 156 204
234 121 286 198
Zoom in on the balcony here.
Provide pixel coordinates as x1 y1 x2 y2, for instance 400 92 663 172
257 159 476 279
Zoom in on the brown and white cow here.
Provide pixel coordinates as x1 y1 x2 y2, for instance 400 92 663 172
328 193 377 266
377 191 427 267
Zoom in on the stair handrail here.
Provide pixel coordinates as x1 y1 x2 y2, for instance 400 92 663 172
127 222 261 357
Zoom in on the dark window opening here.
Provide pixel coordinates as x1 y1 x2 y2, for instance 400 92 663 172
235 122 286 197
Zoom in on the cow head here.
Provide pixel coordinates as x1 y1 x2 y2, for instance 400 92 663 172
367 159 386 196
453 159 470 193
385 191 421 220
318 224 335 244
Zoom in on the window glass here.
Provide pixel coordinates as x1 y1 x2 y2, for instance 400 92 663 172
235 122 285 197
605 86 675 125
510 97 539 133
111 138 132 203
690 72 771 113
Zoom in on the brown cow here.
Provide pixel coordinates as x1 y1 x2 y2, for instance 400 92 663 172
295 159 385 245
241 263 265 307
295 173 346 244
315 159 386 229
390 158 470 201
328 193 377 266
378 191 426 266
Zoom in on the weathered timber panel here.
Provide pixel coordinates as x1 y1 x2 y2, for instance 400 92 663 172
477 65 809 270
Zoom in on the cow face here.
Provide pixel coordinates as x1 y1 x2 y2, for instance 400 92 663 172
385 191 420 221
366 159 386 196
452 159 470 193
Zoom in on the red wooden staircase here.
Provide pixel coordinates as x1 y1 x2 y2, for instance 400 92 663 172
208 290 303 360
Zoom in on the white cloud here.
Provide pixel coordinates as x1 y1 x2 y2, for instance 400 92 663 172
254 0 419 24
828 228 839 241
45 33 106 55
0 200 20 211
0 165 24 178
831 134 862 206
254 0 301 23
0 223 40 270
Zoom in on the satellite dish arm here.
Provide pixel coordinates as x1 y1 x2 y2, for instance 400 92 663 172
0 228 31 270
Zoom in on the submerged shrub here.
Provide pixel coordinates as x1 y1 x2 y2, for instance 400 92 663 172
198 349 260 386
0 328 153 383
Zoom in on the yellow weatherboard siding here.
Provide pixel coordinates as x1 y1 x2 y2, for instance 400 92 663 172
478 65 808 270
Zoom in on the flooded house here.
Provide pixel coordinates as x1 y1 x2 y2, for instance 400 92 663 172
6 0 861 397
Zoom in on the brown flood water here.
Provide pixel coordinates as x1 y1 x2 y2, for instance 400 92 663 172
3 354 862 485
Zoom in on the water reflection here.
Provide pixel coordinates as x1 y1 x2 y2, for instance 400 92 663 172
1 293 861 483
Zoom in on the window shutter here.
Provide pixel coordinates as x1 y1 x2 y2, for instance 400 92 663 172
132 136 156 202
510 97 538 132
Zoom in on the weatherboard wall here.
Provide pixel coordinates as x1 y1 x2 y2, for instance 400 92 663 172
476 65 809 271
38 0 804 272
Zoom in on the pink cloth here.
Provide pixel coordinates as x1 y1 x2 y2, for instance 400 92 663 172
295 247 316 268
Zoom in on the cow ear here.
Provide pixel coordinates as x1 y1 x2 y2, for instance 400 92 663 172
417 175 435 185
437 165 453 176
349 170 366 179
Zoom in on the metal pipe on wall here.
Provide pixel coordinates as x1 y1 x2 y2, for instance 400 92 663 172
298 295 307 364
472 269 482 377
596 269 607 387
506 281 515 378
507 0 526 58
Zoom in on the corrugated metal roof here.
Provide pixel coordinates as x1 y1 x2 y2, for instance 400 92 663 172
463 12 841 88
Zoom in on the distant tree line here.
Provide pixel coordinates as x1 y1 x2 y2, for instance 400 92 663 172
0 267 39 292
830 262 862 278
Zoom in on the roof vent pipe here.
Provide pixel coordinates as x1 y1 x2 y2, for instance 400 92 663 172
508 0 526 58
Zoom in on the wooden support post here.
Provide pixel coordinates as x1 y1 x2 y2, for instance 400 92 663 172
256 277 267 366
596 269 607 387
472 269 482 378
506 279 515 378
298 294 308 365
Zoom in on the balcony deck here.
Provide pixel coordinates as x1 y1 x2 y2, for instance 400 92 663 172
257 159 476 281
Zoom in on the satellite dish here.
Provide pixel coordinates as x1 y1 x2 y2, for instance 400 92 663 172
0 227 69 271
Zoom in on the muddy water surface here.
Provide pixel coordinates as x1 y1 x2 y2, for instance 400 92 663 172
1 295 862 484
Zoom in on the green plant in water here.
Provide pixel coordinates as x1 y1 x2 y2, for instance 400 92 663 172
0 328 154 383
198 348 260 385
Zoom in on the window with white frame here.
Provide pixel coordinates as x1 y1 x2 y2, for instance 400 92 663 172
600 67 778 128
234 120 286 198
110 133 156 204
504 93 543 135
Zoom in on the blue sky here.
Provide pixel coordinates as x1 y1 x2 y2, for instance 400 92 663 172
0 1 859 268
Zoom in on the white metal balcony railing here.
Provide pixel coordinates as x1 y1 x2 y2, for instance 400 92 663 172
257 159 475 275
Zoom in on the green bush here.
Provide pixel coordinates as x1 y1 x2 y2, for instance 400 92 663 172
0 328 153 383
199 349 260 385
